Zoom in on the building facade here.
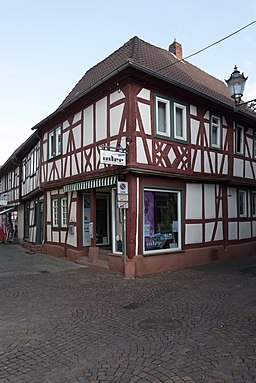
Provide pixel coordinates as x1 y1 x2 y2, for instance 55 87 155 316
1 36 256 276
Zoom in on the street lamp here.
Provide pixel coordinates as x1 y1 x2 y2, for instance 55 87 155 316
225 66 256 111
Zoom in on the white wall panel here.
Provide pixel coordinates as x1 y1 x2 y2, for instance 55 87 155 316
136 137 148 164
228 222 237 240
228 191 237 218
110 90 125 104
239 222 251 239
233 158 243 177
83 105 93 146
190 119 200 145
186 184 202 219
96 97 107 141
110 104 124 136
73 125 82 149
137 88 150 100
185 224 202 244
138 102 151 135
204 184 216 219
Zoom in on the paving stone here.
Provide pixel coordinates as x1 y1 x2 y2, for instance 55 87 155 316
0 244 256 382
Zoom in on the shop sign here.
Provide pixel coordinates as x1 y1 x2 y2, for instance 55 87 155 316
100 149 126 166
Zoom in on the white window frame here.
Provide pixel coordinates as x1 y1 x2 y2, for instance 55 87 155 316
238 190 247 218
52 199 59 227
210 115 221 148
155 96 171 137
236 125 244 155
49 126 62 159
143 188 182 255
61 197 68 227
173 102 187 141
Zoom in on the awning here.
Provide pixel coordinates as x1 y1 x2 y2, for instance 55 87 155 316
63 175 117 193
0 207 15 215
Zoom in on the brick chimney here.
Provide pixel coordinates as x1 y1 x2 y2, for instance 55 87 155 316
169 39 182 60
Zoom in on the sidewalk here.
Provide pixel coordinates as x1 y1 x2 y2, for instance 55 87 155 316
0 244 256 383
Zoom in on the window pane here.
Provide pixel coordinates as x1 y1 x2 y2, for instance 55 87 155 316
52 199 59 227
236 126 243 154
56 127 62 155
175 107 183 137
158 101 167 133
144 190 180 252
239 191 246 217
61 198 68 227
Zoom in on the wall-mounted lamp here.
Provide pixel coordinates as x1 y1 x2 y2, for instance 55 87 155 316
225 66 256 111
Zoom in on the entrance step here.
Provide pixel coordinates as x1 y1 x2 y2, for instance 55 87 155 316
77 254 109 269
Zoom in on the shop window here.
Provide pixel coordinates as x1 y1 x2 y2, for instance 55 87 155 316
143 188 182 254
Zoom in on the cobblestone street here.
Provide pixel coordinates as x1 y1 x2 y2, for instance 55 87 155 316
0 244 256 383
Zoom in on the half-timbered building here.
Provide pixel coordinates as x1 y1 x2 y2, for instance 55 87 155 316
1 36 256 276
0 132 42 245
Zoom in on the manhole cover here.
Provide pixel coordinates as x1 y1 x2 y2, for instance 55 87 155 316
139 318 182 331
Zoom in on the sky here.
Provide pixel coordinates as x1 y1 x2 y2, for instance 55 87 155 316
1 0 256 165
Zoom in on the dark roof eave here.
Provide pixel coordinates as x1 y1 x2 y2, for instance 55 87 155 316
32 60 256 133
31 61 132 132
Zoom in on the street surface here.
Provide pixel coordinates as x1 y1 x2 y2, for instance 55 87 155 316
0 244 256 383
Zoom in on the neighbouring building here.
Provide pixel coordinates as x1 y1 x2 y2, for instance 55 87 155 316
1 36 256 277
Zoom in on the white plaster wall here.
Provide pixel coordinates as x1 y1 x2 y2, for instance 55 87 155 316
204 184 216 219
67 229 77 246
47 224 52 240
252 221 256 237
233 158 243 177
110 89 125 104
83 105 93 146
245 161 254 179
239 222 251 239
228 191 237 218
137 88 150 100
60 231 66 244
52 231 59 243
190 105 197 116
73 125 82 149
47 192 51 221
96 97 107 142
136 137 148 164
62 131 69 154
245 137 253 157
215 222 223 241
185 224 202 244
186 184 202 219
228 222 238 240
138 102 151 135
205 222 214 242
190 119 200 145
110 104 124 136
204 153 211 173
73 112 82 124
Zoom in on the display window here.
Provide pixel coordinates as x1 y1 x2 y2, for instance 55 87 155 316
143 188 182 254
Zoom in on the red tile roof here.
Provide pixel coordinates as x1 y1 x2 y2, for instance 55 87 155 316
58 36 254 116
